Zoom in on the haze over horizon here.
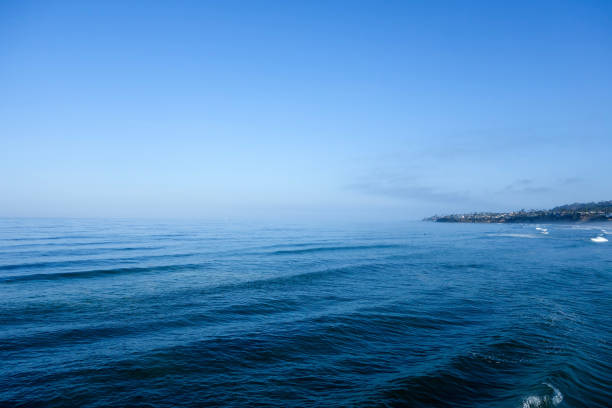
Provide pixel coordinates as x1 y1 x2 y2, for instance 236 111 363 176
1 1 611 221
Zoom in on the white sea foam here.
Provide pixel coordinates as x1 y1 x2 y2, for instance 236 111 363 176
544 383 563 405
521 383 563 408
522 395 543 408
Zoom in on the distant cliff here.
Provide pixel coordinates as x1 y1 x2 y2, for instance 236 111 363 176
425 201 612 223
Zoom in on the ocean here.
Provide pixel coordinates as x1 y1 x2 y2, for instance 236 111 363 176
0 219 610 407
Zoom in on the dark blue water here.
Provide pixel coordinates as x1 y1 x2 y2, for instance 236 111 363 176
0 219 610 407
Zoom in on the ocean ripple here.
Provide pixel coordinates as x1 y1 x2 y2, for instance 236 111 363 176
0 219 610 407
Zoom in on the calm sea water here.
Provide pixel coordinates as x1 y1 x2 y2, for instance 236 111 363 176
0 219 610 407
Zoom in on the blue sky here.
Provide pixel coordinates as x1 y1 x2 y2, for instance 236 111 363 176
1 1 611 220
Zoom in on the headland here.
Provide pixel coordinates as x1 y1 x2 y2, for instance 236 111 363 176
425 201 612 223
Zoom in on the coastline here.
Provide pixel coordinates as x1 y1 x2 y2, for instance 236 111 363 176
425 201 612 223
